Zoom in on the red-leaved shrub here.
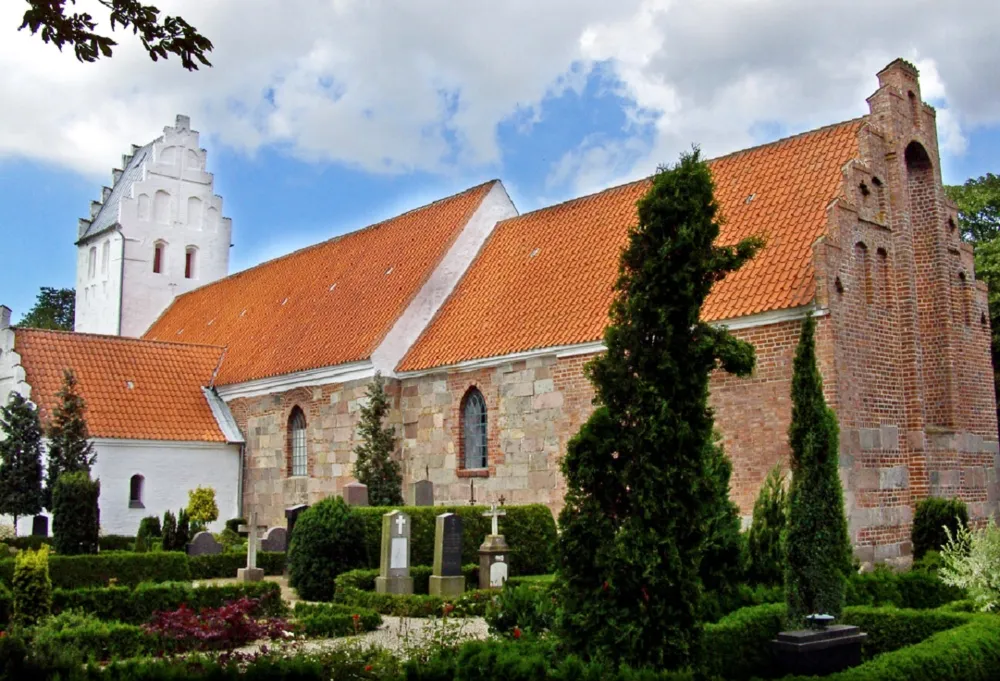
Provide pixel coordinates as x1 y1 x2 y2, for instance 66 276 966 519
143 597 293 651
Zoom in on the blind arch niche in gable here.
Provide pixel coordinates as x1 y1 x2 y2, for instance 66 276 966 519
462 388 488 470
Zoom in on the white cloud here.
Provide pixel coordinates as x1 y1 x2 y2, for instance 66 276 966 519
1 0 999 195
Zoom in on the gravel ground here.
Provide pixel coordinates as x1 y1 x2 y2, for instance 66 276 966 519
238 616 490 657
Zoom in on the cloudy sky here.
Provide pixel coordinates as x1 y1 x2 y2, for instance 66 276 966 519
2 0 999 321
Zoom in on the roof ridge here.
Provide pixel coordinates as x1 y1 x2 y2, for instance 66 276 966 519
15 327 226 352
166 179 499 304
501 117 866 224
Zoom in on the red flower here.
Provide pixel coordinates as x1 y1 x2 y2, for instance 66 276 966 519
365 665 373 672
602 581 609 592
443 603 455 616
641 587 650 603
352 613 361 622
512 626 522 639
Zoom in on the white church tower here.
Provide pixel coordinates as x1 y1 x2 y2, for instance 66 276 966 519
74 115 232 337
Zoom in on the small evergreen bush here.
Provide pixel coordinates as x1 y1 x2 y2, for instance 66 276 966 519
137 515 162 539
353 372 404 506
485 582 558 637
161 510 178 551
912 497 969 560
293 602 382 637
0 393 45 531
175 508 191 550
288 496 367 601
12 545 52 625
746 464 787 585
51 471 100 555
43 369 96 510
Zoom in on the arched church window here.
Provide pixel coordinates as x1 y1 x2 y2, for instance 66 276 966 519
185 247 197 279
129 474 144 508
101 240 110 275
153 241 165 274
462 388 488 470
288 407 307 477
88 247 97 280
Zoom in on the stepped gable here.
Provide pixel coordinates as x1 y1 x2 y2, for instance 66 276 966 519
144 181 499 385
12 329 228 442
398 119 864 372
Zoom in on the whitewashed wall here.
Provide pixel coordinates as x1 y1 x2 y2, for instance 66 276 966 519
11 439 241 537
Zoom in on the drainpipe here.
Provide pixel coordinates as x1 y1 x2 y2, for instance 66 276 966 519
237 443 245 517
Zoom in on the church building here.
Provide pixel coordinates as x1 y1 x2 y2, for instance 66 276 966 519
1 59 996 564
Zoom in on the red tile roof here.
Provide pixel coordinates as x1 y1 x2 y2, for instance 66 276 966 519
145 181 498 385
398 120 863 372
13 329 228 442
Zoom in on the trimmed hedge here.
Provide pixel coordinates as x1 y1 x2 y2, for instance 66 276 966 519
846 568 964 610
335 563 479 594
703 602 785 680
2 535 135 552
293 602 382 637
354 504 557 576
50 581 286 623
335 586 493 618
841 606 973 659
0 550 286 588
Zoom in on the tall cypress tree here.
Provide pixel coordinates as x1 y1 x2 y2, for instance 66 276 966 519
353 371 403 507
556 149 762 669
784 316 852 625
0 394 45 534
44 369 95 509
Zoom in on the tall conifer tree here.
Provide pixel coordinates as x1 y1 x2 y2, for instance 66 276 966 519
784 316 852 625
0 394 45 533
557 149 762 669
44 369 95 509
353 372 403 506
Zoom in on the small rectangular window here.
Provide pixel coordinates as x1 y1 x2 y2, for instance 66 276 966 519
153 244 163 274
185 250 194 279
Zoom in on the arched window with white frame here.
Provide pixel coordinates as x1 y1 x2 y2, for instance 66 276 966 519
461 388 488 470
288 407 307 477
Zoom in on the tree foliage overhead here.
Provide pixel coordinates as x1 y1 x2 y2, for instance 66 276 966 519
784 316 852 626
947 173 1000 434
556 148 763 670
18 0 213 70
44 369 96 509
18 288 75 331
946 173 1000 244
0 393 46 531
353 372 404 507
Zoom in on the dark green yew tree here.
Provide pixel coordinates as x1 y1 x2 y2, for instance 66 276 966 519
52 471 100 555
746 464 788 586
353 372 404 507
0 394 45 533
784 315 852 625
44 369 96 509
556 149 763 669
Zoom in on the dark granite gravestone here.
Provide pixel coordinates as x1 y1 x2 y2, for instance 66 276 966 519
773 624 866 676
261 526 287 553
31 515 48 537
285 504 309 541
412 479 434 506
430 513 464 596
343 482 369 506
187 531 223 556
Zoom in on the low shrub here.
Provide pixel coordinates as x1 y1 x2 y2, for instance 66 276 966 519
336 586 492 618
225 517 247 536
0 582 11 625
29 610 155 664
51 580 286 623
12 545 51 625
188 551 286 580
702 583 784 623
702 602 786 680
288 497 367 602
293 602 382 637
51 472 100 556
912 496 968 560
846 566 964 610
939 516 1000 612
137 515 162 540
354 504 557 576
840 606 972 659
335 563 479 594
485 582 558 637
0 550 190 588
143 597 293 652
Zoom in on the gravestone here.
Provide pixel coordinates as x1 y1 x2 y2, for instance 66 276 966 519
479 502 510 589
773 622 866 675
412 479 434 506
31 515 48 537
187 531 222 556
375 510 413 594
285 504 309 543
237 510 267 582
429 513 464 597
260 527 287 553
343 481 369 506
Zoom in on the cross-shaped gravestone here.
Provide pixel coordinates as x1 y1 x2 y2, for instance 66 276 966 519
237 510 268 582
482 502 506 536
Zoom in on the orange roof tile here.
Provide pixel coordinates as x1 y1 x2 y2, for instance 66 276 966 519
144 181 498 385
14 329 228 442
398 120 863 372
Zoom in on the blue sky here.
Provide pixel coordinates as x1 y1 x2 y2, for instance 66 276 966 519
2 1 999 323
